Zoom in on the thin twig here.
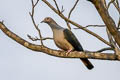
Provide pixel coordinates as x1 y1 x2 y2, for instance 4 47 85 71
85 25 105 27
53 0 61 14
68 0 79 19
117 16 120 29
74 25 105 29
66 0 79 30
30 0 43 45
116 0 120 9
107 0 120 14
106 28 120 55
95 47 113 52
106 28 115 48
107 0 115 10
61 5 65 13
66 22 71 30
27 35 53 41
113 1 120 14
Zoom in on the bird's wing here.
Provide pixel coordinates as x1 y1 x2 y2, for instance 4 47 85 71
63 29 83 51
63 29 94 70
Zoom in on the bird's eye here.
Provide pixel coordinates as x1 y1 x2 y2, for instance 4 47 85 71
46 18 49 20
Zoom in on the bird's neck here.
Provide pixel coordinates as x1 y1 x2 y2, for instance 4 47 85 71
48 23 63 30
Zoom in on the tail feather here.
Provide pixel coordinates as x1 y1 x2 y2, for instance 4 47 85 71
80 58 94 70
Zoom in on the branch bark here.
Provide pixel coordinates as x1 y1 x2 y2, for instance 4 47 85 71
0 22 120 61
88 0 120 48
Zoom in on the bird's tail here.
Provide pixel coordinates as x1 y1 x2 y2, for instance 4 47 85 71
80 58 94 70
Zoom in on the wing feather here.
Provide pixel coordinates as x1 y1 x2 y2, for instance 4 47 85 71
63 29 83 51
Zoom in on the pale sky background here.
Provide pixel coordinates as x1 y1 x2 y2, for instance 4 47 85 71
0 0 120 80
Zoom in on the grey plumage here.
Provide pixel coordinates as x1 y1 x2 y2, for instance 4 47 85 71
41 17 94 70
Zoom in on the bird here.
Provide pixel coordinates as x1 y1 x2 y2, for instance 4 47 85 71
41 17 94 70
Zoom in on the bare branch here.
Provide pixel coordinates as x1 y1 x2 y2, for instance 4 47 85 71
101 0 107 9
107 0 120 14
27 34 53 41
68 0 79 19
66 0 79 30
113 1 120 14
107 0 115 10
86 24 105 27
115 47 120 55
53 0 61 14
95 47 113 52
118 17 120 29
85 24 105 28
90 0 120 48
30 0 43 45
116 0 120 9
42 0 111 46
1 22 120 60
74 25 105 29
106 29 115 48
61 5 65 13
31 0 39 17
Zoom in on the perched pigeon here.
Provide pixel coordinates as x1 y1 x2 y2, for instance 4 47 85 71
41 17 94 70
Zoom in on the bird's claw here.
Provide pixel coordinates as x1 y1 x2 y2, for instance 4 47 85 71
66 49 72 56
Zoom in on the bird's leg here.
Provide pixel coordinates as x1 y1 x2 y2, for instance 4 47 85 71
66 49 73 56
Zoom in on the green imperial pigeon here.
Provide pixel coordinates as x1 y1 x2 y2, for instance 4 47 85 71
41 17 94 70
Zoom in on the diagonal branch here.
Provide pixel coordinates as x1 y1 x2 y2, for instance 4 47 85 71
42 0 111 46
107 0 115 10
118 17 120 29
113 1 120 14
53 0 61 14
66 0 79 30
0 22 120 60
68 0 79 19
101 0 107 9
88 0 120 48
107 0 120 14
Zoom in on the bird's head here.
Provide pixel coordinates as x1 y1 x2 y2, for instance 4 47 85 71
41 17 57 25
41 17 53 23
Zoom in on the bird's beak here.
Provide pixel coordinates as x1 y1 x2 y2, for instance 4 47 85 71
40 20 45 23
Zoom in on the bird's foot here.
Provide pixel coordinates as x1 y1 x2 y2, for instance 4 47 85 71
66 49 72 56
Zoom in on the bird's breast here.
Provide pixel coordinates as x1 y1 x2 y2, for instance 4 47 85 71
53 29 74 50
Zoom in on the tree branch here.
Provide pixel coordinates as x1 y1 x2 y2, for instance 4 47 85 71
68 0 79 19
107 0 115 10
89 0 120 48
53 0 61 14
66 0 79 30
0 22 120 61
27 34 53 41
113 0 120 14
95 47 113 52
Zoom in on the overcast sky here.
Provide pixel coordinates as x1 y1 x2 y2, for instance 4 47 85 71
0 0 120 80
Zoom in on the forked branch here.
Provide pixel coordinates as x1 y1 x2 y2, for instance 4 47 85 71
29 0 43 45
88 0 120 48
